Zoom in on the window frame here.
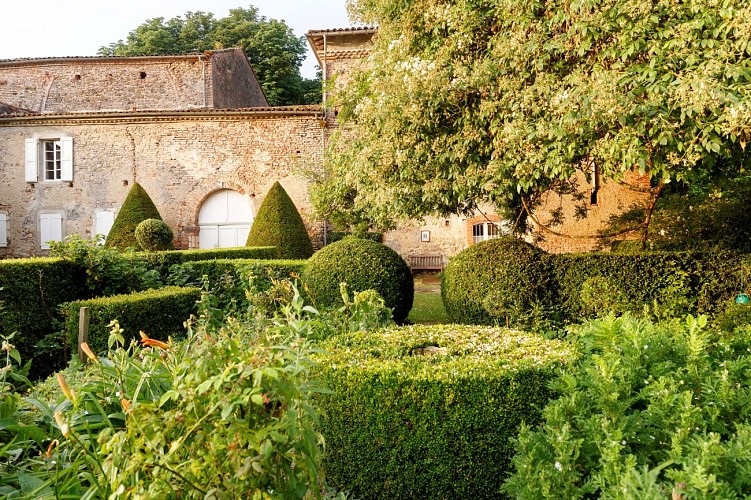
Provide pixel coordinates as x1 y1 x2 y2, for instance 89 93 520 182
25 136 73 183
38 211 65 251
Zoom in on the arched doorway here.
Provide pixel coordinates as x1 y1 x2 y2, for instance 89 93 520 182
198 190 254 248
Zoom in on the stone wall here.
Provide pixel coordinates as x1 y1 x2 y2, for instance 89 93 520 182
0 109 325 255
0 49 266 113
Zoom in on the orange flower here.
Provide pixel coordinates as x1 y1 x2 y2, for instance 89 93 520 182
121 398 131 413
56 373 77 405
54 411 69 437
80 342 98 363
45 439 59 459
139 331 169 350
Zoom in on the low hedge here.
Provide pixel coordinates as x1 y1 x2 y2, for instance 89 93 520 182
61 286 201 354
314 324 574 499
326 231 383 244
167 258 307 307
548 250 743 321
0 257 88 378
133 246 278 278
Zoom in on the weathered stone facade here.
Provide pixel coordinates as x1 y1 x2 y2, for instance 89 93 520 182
0 108 323 255
0 48 267 113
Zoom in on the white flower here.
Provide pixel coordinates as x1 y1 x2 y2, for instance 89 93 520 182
555 461 563 472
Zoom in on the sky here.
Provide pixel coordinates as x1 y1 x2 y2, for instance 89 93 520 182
0 1 356 78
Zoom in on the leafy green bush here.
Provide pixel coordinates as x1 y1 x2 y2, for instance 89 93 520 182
5 293 325 498
303 237 414 323
327 231 383 244
60 286 200 353
50 235 162 296
0 257 87 379
315 324 574 499
246 181 314 259
442 237 552 327
105 182 164 249
132 246 278 279
134 218 174 251
504 314 751 498
166 258 307 311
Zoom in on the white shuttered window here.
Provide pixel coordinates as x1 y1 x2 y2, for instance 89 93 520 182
0 213 7 248
25 137 73 182
39 213 63 250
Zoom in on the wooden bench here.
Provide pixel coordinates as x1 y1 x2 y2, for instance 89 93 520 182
408 254 444 272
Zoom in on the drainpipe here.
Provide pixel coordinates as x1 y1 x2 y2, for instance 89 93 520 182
321 33 329 246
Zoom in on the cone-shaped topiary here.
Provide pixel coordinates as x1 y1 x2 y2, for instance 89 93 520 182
246 181 314 259
303 236 414 323
105 182 164 249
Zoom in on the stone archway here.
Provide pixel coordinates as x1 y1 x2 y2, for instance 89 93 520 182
197 189 254 249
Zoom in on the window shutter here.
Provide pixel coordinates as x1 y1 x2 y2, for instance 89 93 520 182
25 138 38 182
40 213 63 250
94 210 115 240
0 214 7 248
60 137 73 181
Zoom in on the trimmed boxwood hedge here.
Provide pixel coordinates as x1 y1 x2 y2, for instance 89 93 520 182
105 182 164 249
132 246 278 279
314 324 574 499
441 237 552 326
60 286 200 354
167 258 307 307
303 237 414 323
326 231 383 244
0 258 88 378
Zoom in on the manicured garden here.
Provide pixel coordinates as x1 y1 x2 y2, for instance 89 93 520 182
2 229 751 498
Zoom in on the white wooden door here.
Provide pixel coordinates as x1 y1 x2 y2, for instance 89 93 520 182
198 190 253 249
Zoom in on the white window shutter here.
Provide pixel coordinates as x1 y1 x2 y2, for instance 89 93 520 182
0 214 7 248
40 213 63 250
94 210 115 240
25 138 38 182
60 137 73 181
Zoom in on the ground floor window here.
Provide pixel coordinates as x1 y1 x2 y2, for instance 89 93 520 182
39 212 64 250
472 222 500 244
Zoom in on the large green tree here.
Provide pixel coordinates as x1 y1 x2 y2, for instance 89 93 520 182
316 0 751 230
99 7 320 106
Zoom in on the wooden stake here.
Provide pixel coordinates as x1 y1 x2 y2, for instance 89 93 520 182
77 307 89 363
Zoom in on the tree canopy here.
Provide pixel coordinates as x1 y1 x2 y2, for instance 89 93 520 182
316 0 751 229
99 7 320 106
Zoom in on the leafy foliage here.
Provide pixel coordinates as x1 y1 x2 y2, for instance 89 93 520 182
105 182 164 250
504 314 751 499
303 236 414 323
442 237 553 327
133 245 278 279
60 286 200 353
315 324 574 498
247 181 314 259
318 0 751 228
98 7 320 106
134 218 174 251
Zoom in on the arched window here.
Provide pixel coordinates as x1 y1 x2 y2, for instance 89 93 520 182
197 190 254 249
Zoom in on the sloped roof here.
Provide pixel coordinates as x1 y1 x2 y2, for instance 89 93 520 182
0 102 33 116
0 48 241 67
306 27 377 67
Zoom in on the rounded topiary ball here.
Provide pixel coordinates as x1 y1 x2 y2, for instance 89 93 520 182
134 218 174 251
303 237 414 323
441 237 551 326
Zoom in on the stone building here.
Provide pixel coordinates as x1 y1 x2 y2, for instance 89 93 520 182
0 28 651 260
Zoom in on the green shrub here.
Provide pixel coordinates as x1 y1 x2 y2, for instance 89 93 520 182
134 218 174 251
442 237 552 327
315 324 574 499
166 258 307 310
105 182 164 249
0 258 87 379
327 231 383 244
504 314 751 498
60 286 200 354
132 246 278 279
303 237 414 323
246 181 314 259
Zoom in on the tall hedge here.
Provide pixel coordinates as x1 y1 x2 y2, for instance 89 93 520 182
314 324 574 499
131 246 279 279
106 182 164 250
441 237 552 326
303 237 414 323
61 286 200 354
0 258 87 379
246 181 314 259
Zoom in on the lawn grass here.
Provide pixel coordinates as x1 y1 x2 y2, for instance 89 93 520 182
408 292 449 324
